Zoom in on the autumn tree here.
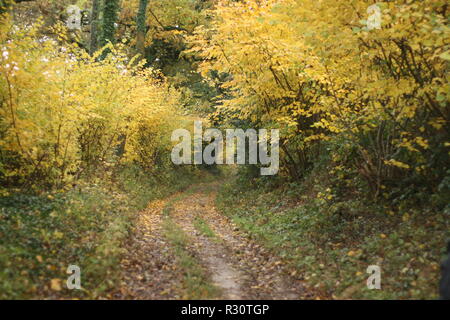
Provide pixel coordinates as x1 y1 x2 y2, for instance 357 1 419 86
190 0 449 199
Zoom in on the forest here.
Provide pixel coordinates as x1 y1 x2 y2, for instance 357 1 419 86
0 0 449 300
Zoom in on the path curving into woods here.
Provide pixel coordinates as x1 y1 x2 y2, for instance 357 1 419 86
116 181 315 300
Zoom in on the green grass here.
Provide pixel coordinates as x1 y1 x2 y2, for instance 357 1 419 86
193 217 221 243
0 181 131 299
216 175 450 299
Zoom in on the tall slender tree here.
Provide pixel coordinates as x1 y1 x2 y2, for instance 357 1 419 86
136 0 148 58
99 0 119 48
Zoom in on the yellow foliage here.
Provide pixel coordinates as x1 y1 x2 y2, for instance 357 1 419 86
188 0 449 182
0 17 181 188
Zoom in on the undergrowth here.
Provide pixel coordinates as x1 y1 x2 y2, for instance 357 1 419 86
216 167 450 299
0 165 196 299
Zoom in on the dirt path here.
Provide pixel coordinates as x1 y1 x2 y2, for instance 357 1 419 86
117 182 314 300
116 198 185 299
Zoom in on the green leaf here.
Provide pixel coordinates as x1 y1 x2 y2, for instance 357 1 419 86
438 51 450 61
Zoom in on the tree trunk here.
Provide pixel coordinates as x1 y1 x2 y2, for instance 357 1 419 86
89 0 101 55
136 0 148 58
100 0 119 47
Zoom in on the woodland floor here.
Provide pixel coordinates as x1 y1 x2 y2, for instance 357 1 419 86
115 181 316 300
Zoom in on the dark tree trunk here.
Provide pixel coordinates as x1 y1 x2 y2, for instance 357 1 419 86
89 0 101 55
100 0 119 47
136 0 148 58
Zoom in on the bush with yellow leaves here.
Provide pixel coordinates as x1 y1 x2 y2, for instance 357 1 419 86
190 0 449 198
0 16 181 190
